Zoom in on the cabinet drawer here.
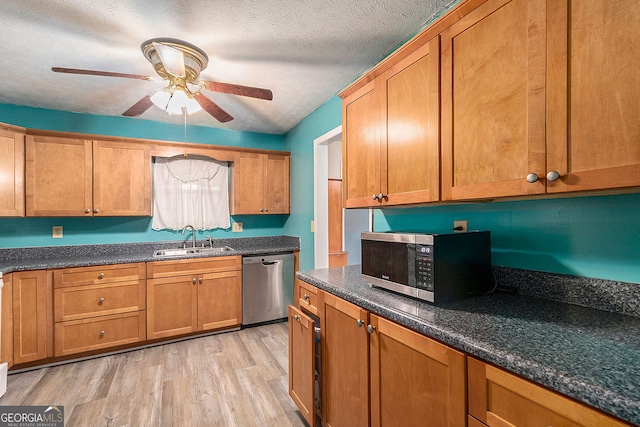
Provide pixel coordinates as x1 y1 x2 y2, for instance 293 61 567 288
147 255 241 279
54 281 145 322
297 280 318 316
53 263 145 288
54 311 145 357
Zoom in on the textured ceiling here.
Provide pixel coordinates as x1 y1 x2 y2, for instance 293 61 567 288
0 0 456 135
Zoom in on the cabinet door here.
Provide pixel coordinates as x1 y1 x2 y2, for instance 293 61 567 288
25 135 93 216
264 154 290 214
13 270 52 364
546 0 640 193
320 291 370 427
0 126 25 217
288 305 317 427
382 37 440 205
342 79 382 208
93 140 151 216
441 0 547 200
147 276 197 339
1 273 13 368
369 315 466 427
467 357 629 427
197 270 242 331
232 152 265 214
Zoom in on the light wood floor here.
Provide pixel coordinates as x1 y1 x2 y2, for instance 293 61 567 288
0 322 307 427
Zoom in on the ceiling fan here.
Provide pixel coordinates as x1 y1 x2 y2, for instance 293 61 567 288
52 38 273 123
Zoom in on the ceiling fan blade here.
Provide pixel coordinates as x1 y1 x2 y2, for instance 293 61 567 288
52 67 152 81
153 42 186 78
122 95 154 117
201 81 273 101
194 93 233 122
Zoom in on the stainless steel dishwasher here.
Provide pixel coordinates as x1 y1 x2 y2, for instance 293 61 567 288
242 252 295 326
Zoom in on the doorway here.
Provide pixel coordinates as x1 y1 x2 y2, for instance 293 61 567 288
313 126 369 269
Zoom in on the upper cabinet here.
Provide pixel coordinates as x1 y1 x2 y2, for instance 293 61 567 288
231 152 290 214
342 37 440 208
545 0 640 194
440 0 547 200
0 124 25 217
25 134 151 216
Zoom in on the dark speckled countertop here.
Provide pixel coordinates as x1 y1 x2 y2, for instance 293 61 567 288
0 236 299 274
297 265 640 426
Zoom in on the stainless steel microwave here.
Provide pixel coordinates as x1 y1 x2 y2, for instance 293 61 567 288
361 230 492 304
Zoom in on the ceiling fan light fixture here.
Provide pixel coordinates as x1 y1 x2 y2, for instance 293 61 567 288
141 38 208 83
150 86 202 115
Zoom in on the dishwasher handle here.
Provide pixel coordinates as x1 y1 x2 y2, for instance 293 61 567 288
261 261 279 266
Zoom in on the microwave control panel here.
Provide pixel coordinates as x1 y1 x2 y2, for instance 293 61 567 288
415 245 434 291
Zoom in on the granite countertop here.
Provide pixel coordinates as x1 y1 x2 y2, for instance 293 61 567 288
297 265 640 426
0 236 299 274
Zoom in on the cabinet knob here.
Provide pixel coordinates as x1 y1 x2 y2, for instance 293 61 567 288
546 170 561 182
259 208 264 212
366 324 376 334
98 273 104 279
294 315 301 323
303 294 310 301
198 277 203 284
264 208 268 212
372 194 378 200
526 173 539 183
99 330 105 338
378 193 385 200
85 208 91 214
192 278 197 285
94 208 100 214
98 297 105 305
356 319 364 328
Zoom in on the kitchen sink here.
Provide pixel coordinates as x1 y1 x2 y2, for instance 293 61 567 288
152 246 234 257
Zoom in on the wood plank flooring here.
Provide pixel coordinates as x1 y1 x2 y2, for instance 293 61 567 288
0 322 307 427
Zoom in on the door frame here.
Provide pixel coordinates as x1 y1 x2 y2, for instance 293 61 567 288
313 125 342 269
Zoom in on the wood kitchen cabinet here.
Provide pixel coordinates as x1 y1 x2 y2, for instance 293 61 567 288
13 270 53 365
341 37 440 208
146 256 242 340
545 0 640 194
1 273 13 368
288 305 317 427
231 152 290 214
53 263 146 356
467 357 630 427
441 0 547 201
0 124 25 217
25 133 151 216
292 290 467 427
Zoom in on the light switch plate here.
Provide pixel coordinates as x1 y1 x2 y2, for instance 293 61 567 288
232 222 243 232
52 226 63 238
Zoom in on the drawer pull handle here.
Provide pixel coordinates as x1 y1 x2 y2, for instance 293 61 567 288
294 315 301 323
98 297 105 305
98 273 104 279
99 330 105 338
303 294 310 301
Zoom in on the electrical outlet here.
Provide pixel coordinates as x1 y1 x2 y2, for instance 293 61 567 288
232 222 243 232
453 220 468 232
52 226 63 238
310 220 315 233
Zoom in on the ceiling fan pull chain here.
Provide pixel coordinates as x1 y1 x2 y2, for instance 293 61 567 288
183 107 188 157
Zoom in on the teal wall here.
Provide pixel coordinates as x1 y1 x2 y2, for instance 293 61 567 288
0 104 287 248
374 194 640 284
282 96 343 271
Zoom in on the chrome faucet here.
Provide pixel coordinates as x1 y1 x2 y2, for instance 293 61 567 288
206 235 213 248
181 225 197 248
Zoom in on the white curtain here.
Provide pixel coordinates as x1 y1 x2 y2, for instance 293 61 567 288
152 155 230 231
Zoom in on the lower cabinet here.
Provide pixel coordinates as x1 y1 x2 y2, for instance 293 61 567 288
467 357 630 427
146 256 242 340
289 290 466 427
13 270 52 364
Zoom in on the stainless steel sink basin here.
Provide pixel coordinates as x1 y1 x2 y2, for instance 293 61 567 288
152 246 234 257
